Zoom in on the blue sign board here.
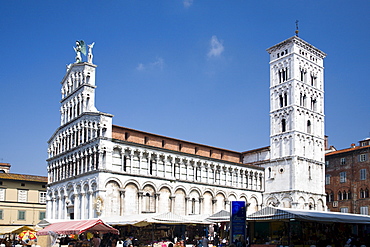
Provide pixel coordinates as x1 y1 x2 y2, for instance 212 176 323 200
230 201 246 244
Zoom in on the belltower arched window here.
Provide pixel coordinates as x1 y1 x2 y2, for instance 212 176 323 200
279 95 284 107
307 120 311 134
282 119 286 132
284 92 288 106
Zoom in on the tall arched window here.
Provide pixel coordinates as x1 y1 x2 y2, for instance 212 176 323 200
282 119 286 132
279 94 284 107
191 198 196 214
307 120 311 134
338 191 342 200
284 92 288 106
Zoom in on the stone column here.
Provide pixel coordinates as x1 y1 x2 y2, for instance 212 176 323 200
73 193 79 220
170 195 176 213
199 197 204 215
80 192 86 219
185 196 190 215
212 198 217 215
51 196 56 219
64 195 69 219
119 189 125 216
155 193 160 213
46 198 53 220
87 190 93 218
138 191 144 214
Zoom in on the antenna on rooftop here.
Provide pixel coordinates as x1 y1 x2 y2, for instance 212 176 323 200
295 20 299 37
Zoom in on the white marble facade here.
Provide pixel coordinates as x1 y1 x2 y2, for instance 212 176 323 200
46 35 327 221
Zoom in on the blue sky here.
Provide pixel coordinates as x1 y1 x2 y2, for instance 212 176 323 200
0 1 369 176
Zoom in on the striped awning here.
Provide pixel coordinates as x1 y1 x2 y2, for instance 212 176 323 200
37 219 118 235
247 207 370 224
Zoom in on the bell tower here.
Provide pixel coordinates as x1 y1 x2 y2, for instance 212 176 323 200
264 35 327 210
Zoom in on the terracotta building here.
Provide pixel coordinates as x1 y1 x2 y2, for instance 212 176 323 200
325 138 370 214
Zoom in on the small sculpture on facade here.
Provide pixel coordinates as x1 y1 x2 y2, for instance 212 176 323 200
88 42 95 64
73 40 86 63
94 196 103 216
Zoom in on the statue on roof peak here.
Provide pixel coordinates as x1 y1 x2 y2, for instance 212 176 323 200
73 40 86 63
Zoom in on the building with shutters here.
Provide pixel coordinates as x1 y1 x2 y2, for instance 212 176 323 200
0 163 47 227
325 138 370 214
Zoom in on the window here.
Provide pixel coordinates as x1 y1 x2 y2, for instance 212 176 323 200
325 174 331 185
360 206 369 215
338 191 342 200
0 188 5 201
340 207 348 213
0 209 3 220
191 198 196 214
282 119 286 132
325 161 329 167
300 68 307 82
340 172 346 183
39 211 46 220
329 192 334 202
18 190 28 202
39 192 47 204
18 210 26 220
340 158 346 165
359 154 368 162
360 169 367 180
307 120 311 134
360 188 369 198
279 94 283 107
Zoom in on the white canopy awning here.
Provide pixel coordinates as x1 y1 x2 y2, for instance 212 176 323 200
247 207 370 224
206 210 230 223
104 212 209 226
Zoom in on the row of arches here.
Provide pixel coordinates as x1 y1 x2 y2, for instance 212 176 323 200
48 119 103 158
47 177 262 220
297 58 322 90
60 91 92 124
326 188 370 202
48 144 101 183
61 70 92 99
266 193 325 211
111 146 264 191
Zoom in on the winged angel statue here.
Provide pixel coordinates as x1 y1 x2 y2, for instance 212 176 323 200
73 40 86 63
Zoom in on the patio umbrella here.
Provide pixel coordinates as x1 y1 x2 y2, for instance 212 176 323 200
18 230 37 242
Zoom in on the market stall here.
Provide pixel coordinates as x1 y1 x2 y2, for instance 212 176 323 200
104 212 211 246
37 219 118 247
0 225 36 246
247 207 370 247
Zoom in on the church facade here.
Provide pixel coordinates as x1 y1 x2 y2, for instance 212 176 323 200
46 35 327 220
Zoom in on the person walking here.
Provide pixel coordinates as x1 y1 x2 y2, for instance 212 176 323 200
202 236 209 247
92 234 101 247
